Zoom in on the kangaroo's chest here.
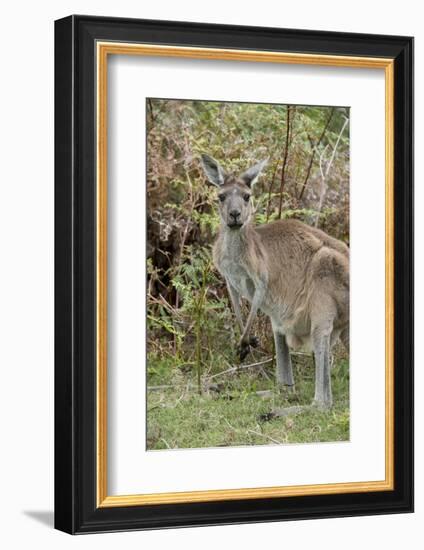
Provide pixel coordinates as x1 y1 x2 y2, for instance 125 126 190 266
219 257 255 301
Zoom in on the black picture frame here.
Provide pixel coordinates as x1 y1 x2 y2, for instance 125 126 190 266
55 14 414 534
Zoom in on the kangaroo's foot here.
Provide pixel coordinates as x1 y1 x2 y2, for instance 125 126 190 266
261 399 332 422
311 398 332 411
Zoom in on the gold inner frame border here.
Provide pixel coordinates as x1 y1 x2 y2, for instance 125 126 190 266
96 42 394 508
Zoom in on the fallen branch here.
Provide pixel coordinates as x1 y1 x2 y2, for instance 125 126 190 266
208 357 275 380
147 352 312 391
291 350 312 357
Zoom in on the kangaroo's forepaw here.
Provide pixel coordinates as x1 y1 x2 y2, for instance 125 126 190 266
249 335 259 348
239 342 251 362
238 335 259 361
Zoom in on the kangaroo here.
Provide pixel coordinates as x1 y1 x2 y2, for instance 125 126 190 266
201 154 349 410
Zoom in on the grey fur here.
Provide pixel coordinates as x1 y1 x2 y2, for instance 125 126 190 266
201 155 349 410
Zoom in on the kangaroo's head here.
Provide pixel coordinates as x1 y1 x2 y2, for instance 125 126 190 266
200 154 268 229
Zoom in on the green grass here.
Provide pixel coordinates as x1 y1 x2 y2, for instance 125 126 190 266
146 350 349 450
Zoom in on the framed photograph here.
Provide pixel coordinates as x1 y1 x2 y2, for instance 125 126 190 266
54 15 413 534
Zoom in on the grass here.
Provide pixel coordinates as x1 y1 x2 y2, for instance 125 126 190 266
146 348 349 450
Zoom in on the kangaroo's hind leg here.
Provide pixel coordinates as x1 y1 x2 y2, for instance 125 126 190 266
273 327 294 389
311 298 337 409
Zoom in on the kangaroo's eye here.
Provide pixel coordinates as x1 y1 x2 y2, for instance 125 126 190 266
218 193 226 203
243 194 251 202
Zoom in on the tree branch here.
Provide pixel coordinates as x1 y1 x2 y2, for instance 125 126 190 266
313 116 349 227
298 107 335 200
265 159 280 222
277 105 292 219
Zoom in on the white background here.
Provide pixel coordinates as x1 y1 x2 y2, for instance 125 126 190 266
108 57 386 495
0 1 420 548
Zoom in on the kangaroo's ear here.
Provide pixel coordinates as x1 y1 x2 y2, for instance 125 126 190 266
200 154 227 187
240 158 268 187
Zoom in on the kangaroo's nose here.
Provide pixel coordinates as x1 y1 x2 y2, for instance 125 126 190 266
229 209 241 220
